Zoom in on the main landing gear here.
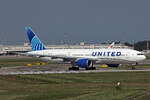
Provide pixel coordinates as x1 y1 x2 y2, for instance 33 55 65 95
85 67 96 70
86 62 96 70
68 66 96 70
69 62 79 71
68 67 79 70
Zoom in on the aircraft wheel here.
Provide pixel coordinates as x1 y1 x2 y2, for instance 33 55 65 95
132 66 136 70
92 67 96 70
69 67 79 71
69 67 72 70
131 63 137 70
86 67 96 70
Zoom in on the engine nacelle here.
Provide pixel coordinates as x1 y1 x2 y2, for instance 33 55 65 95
77 59 92 68
107 64 119 67
40 57 64 62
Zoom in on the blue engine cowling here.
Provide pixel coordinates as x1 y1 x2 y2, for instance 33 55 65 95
77 59 92 68
107 64 119 67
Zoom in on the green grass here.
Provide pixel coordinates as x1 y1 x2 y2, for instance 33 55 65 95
118 64 150 69
0 57 42 67
136 95 150 100
0 72 150 100
0 57 150 99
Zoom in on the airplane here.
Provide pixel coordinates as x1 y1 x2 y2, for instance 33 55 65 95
25 26 146 70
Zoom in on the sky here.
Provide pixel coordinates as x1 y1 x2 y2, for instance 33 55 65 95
0 0 150 45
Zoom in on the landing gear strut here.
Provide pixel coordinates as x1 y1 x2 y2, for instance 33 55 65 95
69 61 79 71
132 66 136 70
85 63 96 70
131 62 138 70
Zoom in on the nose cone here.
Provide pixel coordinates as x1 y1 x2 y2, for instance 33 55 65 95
143 56 146 60
140 55 146 61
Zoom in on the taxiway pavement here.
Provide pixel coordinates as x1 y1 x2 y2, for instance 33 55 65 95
0 64 150 75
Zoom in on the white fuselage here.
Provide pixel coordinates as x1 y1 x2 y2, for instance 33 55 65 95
27 48 146 64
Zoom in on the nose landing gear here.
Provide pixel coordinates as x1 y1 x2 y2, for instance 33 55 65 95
131 62 138 70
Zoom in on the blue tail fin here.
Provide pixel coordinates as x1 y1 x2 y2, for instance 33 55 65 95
25 26 46 51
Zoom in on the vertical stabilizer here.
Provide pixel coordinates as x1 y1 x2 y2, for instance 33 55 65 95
25 26 46 51
108 42 115 49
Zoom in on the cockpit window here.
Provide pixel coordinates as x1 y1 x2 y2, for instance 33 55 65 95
137 53 144 55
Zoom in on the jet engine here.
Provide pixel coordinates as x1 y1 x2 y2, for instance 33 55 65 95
77 59 93 68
